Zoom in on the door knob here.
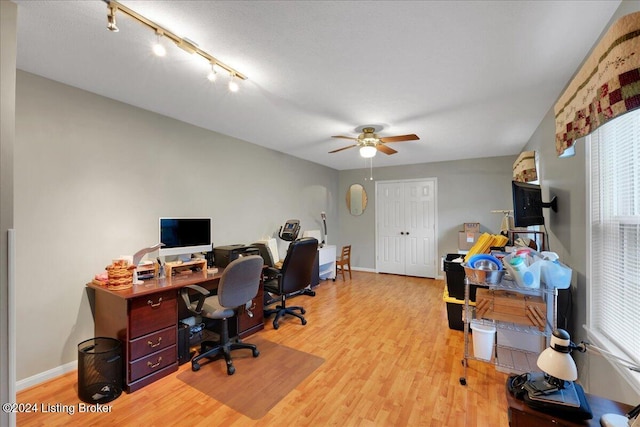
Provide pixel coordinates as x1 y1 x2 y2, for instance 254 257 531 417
400 232 405 235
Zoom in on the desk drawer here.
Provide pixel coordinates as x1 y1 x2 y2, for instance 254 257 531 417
129 345 176 382
129 290 177 338
129 325 176 360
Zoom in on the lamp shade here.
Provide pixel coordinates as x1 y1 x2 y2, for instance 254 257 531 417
360 145 377 158
536 329 578 381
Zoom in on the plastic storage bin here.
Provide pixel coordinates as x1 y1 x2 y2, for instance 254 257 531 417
443 287 475 331
78 337 123 404
443 253 479 301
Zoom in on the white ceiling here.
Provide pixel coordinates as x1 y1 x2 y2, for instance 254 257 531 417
14 1 620 170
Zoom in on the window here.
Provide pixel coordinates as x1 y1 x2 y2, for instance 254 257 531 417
587 108 640 393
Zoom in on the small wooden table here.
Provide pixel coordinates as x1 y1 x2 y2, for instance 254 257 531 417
506 385 633 426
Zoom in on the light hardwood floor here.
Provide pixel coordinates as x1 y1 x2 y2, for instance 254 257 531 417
17 272 510 426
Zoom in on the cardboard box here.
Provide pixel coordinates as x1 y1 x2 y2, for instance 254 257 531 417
458 231 480 251
464 222 480 233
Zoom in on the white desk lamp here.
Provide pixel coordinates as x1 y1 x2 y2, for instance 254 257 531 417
536 329 640 427
537 329 578 386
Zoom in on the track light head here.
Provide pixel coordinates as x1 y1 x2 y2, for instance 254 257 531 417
152 32 166 57
228 74 239 92
207 63 218 82
107 6 119 32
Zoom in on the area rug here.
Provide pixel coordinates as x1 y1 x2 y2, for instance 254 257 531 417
177 336 324 420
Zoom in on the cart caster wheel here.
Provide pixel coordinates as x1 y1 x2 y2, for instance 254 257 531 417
192 362 200 372
227 365 235 375
252 349 260 357
459 377 467 386
461 359 467 367
301 319 307 325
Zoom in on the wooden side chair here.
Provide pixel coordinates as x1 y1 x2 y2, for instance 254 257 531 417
336 245 352 281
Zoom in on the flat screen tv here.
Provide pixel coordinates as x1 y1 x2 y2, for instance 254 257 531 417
512 181 557 228
158 218 212 257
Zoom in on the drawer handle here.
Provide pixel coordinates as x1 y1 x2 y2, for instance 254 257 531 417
147 337 162 348
147 357 162 369
147 297 163 308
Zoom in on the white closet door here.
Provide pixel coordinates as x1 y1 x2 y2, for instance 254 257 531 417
404 180 437 278
376 179 437 278
376 182 406 275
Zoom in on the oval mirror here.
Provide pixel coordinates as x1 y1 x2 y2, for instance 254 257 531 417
347 184 367 215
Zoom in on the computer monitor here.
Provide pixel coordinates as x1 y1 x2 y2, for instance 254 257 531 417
158 218 212 257
511 181 557 228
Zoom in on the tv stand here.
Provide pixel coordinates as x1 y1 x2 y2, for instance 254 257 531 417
542 196 558 212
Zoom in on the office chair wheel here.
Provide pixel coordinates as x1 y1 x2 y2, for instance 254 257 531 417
227 365 236 375
301 308 306 314
301 319 307 325
192 362 201 372
459 377 467 386
252 349 260 357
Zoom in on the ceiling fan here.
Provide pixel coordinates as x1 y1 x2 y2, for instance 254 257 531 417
329 126 419 157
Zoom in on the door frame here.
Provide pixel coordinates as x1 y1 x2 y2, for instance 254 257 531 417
374 177 439 276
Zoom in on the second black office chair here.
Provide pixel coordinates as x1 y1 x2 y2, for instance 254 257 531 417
180 255 263 375
263 237 318 329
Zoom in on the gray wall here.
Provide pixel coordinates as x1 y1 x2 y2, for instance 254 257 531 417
14 71 338 381
1 2 17 425
521 0 640 404
337 156 516 272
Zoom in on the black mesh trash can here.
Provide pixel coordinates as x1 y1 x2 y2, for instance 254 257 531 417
78 337 123 404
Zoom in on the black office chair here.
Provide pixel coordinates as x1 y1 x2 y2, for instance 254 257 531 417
180 255 263 375
263 237 318 329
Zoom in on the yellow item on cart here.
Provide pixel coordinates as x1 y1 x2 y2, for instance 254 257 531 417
464 233 508 261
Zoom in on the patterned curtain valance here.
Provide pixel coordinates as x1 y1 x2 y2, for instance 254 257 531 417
513 150 537 182
555 11 640 157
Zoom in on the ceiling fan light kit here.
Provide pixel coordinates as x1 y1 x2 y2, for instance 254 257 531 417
102 0 246 90
359 145 377 158
330 126 420 158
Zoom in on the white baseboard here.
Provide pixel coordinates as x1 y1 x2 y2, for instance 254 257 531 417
16 360 77 392
351 266 376 273
349 267 445 278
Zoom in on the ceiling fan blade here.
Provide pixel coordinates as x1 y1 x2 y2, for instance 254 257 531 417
331 135 358 141
329 144 358 153
379 134 420 143
376 144 397 155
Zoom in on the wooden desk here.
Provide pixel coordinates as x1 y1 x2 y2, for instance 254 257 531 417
87 270 264 392
506 384 633 426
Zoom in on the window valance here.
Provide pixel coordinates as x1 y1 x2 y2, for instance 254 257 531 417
555 11 640 157
513 150 537 182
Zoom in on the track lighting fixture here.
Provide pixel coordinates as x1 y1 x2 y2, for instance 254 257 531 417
228 74 239 92
152 32 166 57
103 0 247 83
107 4 119 32
207 63 217 82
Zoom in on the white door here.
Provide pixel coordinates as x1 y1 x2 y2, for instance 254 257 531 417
376 179 437 278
